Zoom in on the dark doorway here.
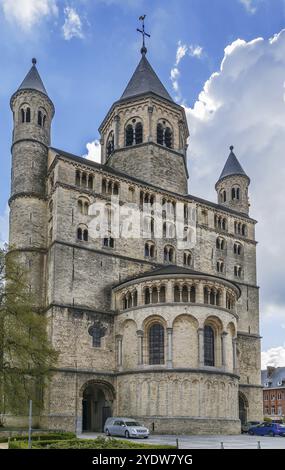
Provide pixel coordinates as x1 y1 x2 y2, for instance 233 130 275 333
239 393 248 425
82 383 113 432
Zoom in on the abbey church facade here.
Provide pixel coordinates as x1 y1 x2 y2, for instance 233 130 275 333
8 46 262 434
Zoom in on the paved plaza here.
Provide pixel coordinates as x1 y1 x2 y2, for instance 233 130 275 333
78 433 285 449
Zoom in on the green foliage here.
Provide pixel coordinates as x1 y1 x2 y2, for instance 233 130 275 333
9 436 175 449
1 432 75 443
0 247 58 417
263 417 272 422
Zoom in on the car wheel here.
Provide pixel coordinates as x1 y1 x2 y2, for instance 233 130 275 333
144 436 149 439
249 431 254 436
105 429 110 436
268 432 275 437
125 431 130 438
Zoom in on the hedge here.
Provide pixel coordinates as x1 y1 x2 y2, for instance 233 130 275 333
9 436 175 450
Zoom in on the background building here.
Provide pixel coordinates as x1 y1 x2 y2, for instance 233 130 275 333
262 367 285 421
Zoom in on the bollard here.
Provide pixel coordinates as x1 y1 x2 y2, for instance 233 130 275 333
257 441 261 449
176 438 179 449
220 441 224 449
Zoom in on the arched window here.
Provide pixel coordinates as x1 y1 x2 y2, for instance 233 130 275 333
149 323 164 365
21 106 31 123
38 110 43 126
156 121 173 148
126 124 133 146
216 237 226 250
125 120 143 146
135 122 143 144
204 325 215 366
157 123 163 145
220 190 227 203
165 127 172 148
234 242 242 255
152 287 159 304
217 260 224 273
144 287 151 304
26 107 31 123
103 236 114 248
234 265 242 278
81 173 87 187
183 251 192 266
83 229 88 242
164 245 175 263
106 131 114 157
174 285 180 302
77 227 82 240
78 198 89 215
88 175 93 190
232 186 240 200
75 170 81 186
144 241 155 258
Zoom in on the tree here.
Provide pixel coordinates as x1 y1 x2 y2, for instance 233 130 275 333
0 246 58 425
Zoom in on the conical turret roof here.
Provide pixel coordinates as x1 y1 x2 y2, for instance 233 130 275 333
217 146 249 183
18 58 48 95
120 53 173 103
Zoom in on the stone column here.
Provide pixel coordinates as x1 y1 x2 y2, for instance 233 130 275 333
196 282 204 304
221 332 228 369
167 328 173 368
148 105 154 142
137 330 144 366
116 335 123 369
222 288 227 309
114 115 120 149
166 280 173 303
233 338 238 372
198 328 204 367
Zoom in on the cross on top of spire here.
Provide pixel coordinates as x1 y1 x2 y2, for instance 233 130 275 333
137 14 150 55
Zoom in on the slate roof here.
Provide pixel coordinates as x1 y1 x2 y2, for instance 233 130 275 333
120 53 173 103
18 59 48 95
261 367 285 388
217 147 249 184
113 264 241 294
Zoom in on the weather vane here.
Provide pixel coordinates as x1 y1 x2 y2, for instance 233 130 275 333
137 15 150 55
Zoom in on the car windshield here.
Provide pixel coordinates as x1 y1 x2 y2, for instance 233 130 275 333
125 421 141 426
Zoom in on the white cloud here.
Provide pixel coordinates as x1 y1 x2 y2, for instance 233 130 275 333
239 0 258 14
262 347 285 369
62 6 84 40
0 205 9 248
171 41 204 101
83 140 101 163
175 41 188 66
189 44 203 58
184 29 285 353
1 0 58 31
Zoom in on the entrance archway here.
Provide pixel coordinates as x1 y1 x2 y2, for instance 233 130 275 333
239 392 248 425
81 381 115 432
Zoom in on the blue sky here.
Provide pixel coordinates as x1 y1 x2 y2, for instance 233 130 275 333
1 0 285 366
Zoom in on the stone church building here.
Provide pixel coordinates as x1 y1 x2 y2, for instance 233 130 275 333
8 44 262 434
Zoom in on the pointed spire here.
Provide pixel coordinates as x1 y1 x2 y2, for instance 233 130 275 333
120 54 173 103
217 145 249 183
17 58 48 95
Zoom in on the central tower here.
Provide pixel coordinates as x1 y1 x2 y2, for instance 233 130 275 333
98 25 189 194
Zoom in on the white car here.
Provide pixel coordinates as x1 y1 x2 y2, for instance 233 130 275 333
104 417 149 438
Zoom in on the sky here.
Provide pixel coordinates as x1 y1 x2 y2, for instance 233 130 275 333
0 0 285 369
